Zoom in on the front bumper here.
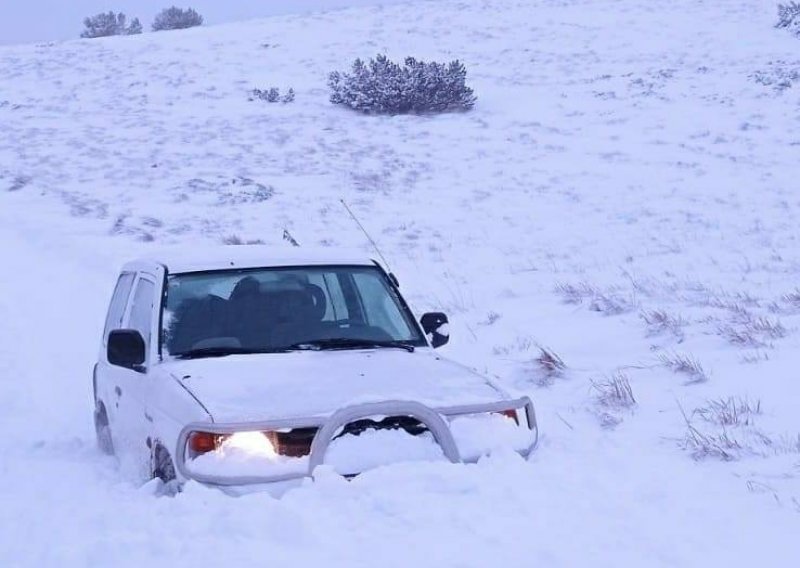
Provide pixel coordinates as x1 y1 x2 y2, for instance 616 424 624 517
175 397 538 486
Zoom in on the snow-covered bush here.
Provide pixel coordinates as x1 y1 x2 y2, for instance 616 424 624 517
328 54 476 114
776 2 800 35
80 12 142 38
751 63 799 91
250 88 295 103
152 6 204 31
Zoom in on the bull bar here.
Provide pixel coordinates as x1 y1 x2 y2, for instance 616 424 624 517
175 397 538 486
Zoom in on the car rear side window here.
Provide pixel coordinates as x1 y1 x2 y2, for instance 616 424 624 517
103 272 135 342
129 278 156 351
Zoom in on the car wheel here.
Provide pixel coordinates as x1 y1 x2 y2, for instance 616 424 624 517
94 403 115 456
152 444 177 483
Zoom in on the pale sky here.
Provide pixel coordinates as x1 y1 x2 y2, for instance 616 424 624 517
0 1 408 46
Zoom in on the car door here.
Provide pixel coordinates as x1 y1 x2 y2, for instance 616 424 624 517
96 271 135 420
112 273 158 475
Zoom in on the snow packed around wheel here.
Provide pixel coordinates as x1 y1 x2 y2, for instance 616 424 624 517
0 0 799 566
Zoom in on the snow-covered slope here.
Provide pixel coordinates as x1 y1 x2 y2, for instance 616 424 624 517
0 0 423 46
1 0 799 565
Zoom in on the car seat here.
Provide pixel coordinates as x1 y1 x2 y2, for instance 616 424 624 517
269 285 327 348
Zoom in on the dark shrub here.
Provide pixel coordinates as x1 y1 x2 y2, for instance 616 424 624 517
127 18 143 35
152 6 204 31
776 2 800 35
328 54 476 115
250 88 295 103
81 12 142 38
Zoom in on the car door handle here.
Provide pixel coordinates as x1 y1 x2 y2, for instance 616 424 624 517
115 386 122 397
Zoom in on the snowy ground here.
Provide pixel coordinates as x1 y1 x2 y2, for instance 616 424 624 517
1 0 799 565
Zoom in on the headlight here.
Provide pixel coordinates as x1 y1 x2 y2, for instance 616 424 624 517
187 430 277 458
188 431 223 455
222 431 277 458
494 409 519 424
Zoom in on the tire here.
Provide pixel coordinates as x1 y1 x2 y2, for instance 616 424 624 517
94 403 115 456
152 444 177 483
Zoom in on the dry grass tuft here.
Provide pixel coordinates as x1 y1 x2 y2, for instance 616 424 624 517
780 288 800 311
592 372 636 409
717 324 762 347
717 314 786 348
533 347 566 386
554 282 597 304
554 282 635 315
751 316 787 339
659 352 709 383
640 309 686 340
694 397 761 427
536 347 566 375
222 234 265 245
740 350 770 364
678 399 799 461
481 311 501 326
682 424 743 461
678 400 743 460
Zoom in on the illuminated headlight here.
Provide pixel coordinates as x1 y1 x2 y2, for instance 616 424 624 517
222 431 278 458
187 430 278 458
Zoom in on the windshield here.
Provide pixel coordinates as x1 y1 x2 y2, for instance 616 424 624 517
161 265 426 357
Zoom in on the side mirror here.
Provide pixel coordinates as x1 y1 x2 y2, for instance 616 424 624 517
420 312 449 349
108 329 146 371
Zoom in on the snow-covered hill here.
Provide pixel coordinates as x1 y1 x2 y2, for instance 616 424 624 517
0 0 420 45
1 0 799 565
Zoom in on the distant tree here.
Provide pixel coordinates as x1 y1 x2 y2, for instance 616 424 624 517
127 17 143 36
81 12 142 38
152 6 204 31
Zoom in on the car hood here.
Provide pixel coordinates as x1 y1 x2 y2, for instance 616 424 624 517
161 349 508 422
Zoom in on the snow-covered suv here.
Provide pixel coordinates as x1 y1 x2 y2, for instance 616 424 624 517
94 248 538 493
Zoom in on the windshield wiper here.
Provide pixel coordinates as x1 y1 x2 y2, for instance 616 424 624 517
288 338 415 353
173 346 285 360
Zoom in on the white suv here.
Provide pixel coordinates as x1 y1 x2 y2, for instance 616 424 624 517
94 247 537 492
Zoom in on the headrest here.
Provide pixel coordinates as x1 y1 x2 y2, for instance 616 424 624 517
266 285 327 322
230 276 260 300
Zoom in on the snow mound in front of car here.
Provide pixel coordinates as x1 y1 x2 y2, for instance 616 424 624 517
449 413 536 460
327 414 536 473
325 429 447 474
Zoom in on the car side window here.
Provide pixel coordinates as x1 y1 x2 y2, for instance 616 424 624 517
128 278 156 354
352 271 414 338
103 272 135 342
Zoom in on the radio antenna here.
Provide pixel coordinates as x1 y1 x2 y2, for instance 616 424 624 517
340 199 394 273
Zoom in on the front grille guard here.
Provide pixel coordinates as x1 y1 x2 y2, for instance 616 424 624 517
175 397 538 486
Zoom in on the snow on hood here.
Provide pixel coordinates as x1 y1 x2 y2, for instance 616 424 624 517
162 349 508 422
